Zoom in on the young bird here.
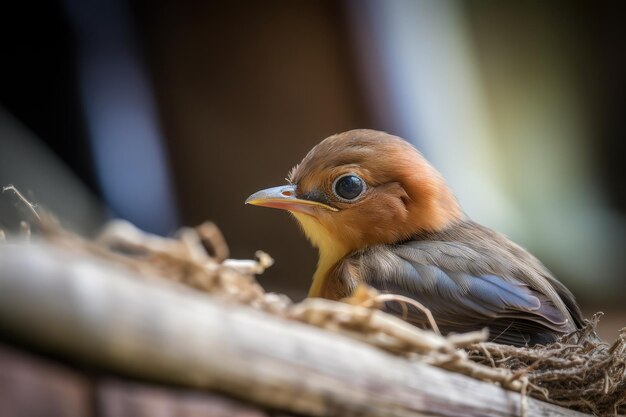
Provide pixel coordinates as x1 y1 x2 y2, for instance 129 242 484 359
246 129 583 346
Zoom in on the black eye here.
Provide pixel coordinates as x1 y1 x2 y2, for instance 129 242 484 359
333 174 365 201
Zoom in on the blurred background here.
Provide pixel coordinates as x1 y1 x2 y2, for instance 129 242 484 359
1 1 624 339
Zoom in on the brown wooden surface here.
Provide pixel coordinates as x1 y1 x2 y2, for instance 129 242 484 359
97 378 277 417
0 344 93 417
0 343 295 417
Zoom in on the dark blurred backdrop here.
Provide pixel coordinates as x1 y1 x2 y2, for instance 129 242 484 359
1 1 624 338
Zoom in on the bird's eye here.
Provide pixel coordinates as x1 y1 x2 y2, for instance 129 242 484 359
333 174 365 201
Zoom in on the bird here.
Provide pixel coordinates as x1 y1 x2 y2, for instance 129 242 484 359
246 129 583 346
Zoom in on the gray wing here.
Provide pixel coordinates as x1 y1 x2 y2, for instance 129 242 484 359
334 241 577 346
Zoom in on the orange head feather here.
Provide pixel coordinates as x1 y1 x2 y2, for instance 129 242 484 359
286 129 463 249
246 129 464 295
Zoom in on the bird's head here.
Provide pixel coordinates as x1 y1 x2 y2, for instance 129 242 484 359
246 130 464 261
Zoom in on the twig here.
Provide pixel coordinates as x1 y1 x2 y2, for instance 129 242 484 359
374 293 441 335
2 185 41 221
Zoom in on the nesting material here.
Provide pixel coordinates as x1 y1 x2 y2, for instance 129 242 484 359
468 314 626 416
1 186 625 416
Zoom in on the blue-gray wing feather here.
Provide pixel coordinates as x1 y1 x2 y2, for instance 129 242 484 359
334 238 578 346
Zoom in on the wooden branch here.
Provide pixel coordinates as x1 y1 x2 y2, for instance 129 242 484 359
0 243 590 417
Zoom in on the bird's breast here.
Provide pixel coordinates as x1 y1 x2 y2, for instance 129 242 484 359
291 213 352 298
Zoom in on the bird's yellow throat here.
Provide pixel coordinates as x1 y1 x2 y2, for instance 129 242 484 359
291 212 349 298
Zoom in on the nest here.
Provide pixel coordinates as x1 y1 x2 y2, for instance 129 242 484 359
2 185 625 416
468 316 626 416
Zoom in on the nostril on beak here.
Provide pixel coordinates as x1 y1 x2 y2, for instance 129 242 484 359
281 190 293 197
